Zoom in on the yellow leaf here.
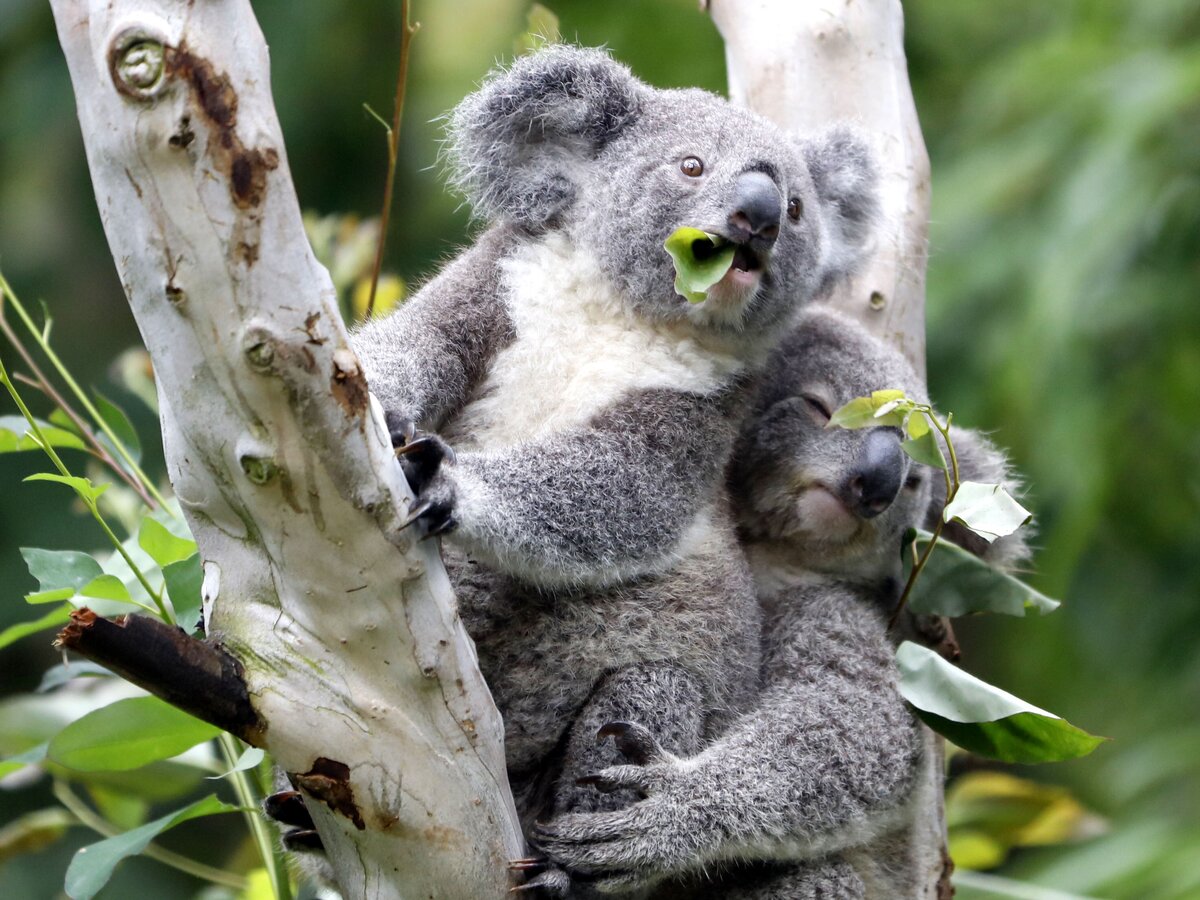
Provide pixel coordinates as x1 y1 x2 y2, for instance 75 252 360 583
352 275 406 321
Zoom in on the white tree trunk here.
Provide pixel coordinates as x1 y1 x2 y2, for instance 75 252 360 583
710 2 948 897
710 0 931 378
48 2 523 898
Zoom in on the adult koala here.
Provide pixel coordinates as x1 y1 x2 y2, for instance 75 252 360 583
269 45 879 892
535 306 1030 898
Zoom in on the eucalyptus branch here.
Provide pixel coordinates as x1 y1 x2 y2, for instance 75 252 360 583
0 356 170 621
0 271 171 510
364 0 420 319
51 780 249 891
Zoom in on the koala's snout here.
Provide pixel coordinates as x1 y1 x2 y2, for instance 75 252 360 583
728 171 781 247
841 428 904 519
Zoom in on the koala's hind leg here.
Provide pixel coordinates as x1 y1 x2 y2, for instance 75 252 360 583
555 663 706 816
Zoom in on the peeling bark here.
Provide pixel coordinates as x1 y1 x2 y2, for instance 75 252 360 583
49 2 522 897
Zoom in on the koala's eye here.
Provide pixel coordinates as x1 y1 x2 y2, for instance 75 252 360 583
787 198 803 221
680 156 704 178
904 474 923 491
800 393 831 424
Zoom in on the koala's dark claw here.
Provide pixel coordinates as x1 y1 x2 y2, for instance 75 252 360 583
510 867 571 895
399 499 434 530
281 828 325 853
509 857 549 873
262 790 314 829
385 411 416 449
395 434 455 494
596 720 664 765
423 514 459 538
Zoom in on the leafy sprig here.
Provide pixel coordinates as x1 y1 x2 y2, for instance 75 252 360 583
830 391 1101 764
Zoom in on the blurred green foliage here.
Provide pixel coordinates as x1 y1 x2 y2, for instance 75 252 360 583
1 0 1198 897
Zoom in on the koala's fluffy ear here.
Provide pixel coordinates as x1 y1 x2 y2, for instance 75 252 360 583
801 126 880 296
447 46 644 230
926 425 1034 572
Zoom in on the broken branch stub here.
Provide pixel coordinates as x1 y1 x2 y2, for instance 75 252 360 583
49 1 522 896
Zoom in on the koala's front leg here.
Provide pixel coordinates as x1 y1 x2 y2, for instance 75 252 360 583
350 226 517 432
436 387 738 587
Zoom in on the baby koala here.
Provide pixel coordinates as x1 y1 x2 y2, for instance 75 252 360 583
533 306 1029 898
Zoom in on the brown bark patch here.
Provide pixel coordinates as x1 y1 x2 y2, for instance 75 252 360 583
937 843 956 899
331 355 369 417
295 757 366 830
164 44 279 214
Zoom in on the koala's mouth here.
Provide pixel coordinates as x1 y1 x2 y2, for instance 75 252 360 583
729 243 763 274
693 238 761 274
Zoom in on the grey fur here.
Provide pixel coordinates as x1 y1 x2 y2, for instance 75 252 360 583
536 307 1032 897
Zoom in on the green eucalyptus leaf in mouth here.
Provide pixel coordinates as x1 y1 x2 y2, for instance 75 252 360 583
664 227 736 304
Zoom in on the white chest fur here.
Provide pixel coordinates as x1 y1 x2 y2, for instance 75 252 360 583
444 234 746 451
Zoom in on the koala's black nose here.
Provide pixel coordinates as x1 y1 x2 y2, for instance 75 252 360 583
728 171 781 244
842 428 904 519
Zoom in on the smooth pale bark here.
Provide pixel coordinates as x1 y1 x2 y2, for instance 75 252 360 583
48 2 522 897
710 2 949 897
710 0 931 379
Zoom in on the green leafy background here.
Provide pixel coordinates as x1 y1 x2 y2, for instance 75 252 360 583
2 0 1198 897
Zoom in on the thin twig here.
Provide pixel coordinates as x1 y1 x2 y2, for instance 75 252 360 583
0 314 157 508
889 409 959 630
0 271 171 509
365 0 420 319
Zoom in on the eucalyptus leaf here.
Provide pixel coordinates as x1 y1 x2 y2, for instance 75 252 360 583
92 391 141 465
49 408 82 435
902 428 948 469
21 548 104 600
23 473 109 505
138 516 197 569
64 794 238 900
905 530 1059 617
37 662 113 694
905 410 931 439
48 696 221 773
663 227 735 303
0 742 49 780
944 481 1033 542
897 642 1105 764
829 389 911 430
0 604 74 650
163 553 203 634
79 574 133 604
0 415 86 453
828 396 878 429
207 746 265 780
